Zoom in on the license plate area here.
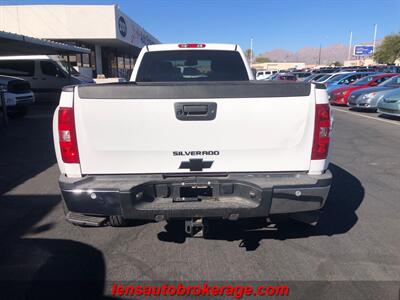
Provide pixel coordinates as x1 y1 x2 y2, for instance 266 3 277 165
174 185 213 202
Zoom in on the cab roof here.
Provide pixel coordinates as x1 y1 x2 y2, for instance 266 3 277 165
146 43 238 52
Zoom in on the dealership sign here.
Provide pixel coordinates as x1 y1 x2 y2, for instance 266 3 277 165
118 16 127 37
116 9 159 48
353 45 374 56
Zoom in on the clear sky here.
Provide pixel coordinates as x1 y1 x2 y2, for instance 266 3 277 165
1 0 400 55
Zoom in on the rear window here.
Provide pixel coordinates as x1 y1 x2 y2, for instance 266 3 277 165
0 60 35 76
136 50 249 82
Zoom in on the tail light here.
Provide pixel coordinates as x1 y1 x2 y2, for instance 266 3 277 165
311 104 330 160
58 107 79 163
178 43 206 48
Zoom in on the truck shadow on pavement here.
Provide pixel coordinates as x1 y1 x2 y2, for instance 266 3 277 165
0 103 57 195
0 195 112 299
158 163 365 251
0 238 107 300
0 104 114 299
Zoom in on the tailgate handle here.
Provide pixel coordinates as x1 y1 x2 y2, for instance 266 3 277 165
175 102 217 121
183 105 208 115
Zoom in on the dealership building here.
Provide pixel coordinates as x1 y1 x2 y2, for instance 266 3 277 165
0 5 159 78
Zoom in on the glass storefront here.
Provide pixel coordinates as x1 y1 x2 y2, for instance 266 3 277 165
61 42 138 80
101 47 136 79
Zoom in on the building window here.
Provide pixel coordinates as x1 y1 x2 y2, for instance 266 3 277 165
90 51 96 68
117 56 125 78
111 56 118 78
76 54 82 67
82 54 90 67
125 57 131 69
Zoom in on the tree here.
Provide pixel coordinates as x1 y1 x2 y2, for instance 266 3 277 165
331 61 342 66
373 33 400 64
254 56 271 63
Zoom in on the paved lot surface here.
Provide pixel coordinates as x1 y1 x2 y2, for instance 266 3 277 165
0 104 399 298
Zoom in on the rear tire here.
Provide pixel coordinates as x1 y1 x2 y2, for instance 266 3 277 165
109 215 128 227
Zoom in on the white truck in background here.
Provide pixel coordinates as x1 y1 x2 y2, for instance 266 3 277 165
0 75 35 118
256 70 278 80
0 55 93 102
53 43 333 236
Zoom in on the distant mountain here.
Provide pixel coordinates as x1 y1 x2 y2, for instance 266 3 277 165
259 41 380 64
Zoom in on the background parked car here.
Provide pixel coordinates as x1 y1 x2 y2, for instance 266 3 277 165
313 67 341 73
292 72 311 81
377 87 400 117
348 75 400 110
326 72 374 92
256 70 278 80
302 73 328 83
0 55 93 102
329 73 398 106
0 75 34 118
314 72 353 84
270 73 297 81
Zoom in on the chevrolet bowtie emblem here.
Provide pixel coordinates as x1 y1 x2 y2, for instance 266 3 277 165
179 159 213 171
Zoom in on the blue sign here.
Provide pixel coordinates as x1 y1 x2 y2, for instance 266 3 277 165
118 16 127 37
353 45 374 56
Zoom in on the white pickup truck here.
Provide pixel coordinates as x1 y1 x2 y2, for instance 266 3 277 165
0 75 35 118
53 43 332 234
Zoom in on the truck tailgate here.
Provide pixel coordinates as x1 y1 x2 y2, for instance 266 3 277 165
74 82 316 174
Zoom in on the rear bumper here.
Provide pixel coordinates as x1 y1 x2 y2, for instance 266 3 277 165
60 171 332 220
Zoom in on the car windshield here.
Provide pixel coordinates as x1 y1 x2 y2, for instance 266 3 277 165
315 74 331 82
384 87 400 99
379 75 400 87
51 56 80 75
352 75 375 86
326 73 350 83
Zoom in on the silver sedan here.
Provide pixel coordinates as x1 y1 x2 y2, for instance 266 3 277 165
348 75 400 110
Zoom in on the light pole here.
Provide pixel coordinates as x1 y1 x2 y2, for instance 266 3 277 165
347 31 353 60
318 44 322 65
373 24 378 53
250 38 253 64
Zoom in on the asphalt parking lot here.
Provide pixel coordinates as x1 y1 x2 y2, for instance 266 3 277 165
0 104 399 299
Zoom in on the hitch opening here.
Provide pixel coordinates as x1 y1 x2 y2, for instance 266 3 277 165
178 185 213 201
184 218 208 238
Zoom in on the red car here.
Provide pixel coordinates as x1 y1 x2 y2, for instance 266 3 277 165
329 73 398 105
